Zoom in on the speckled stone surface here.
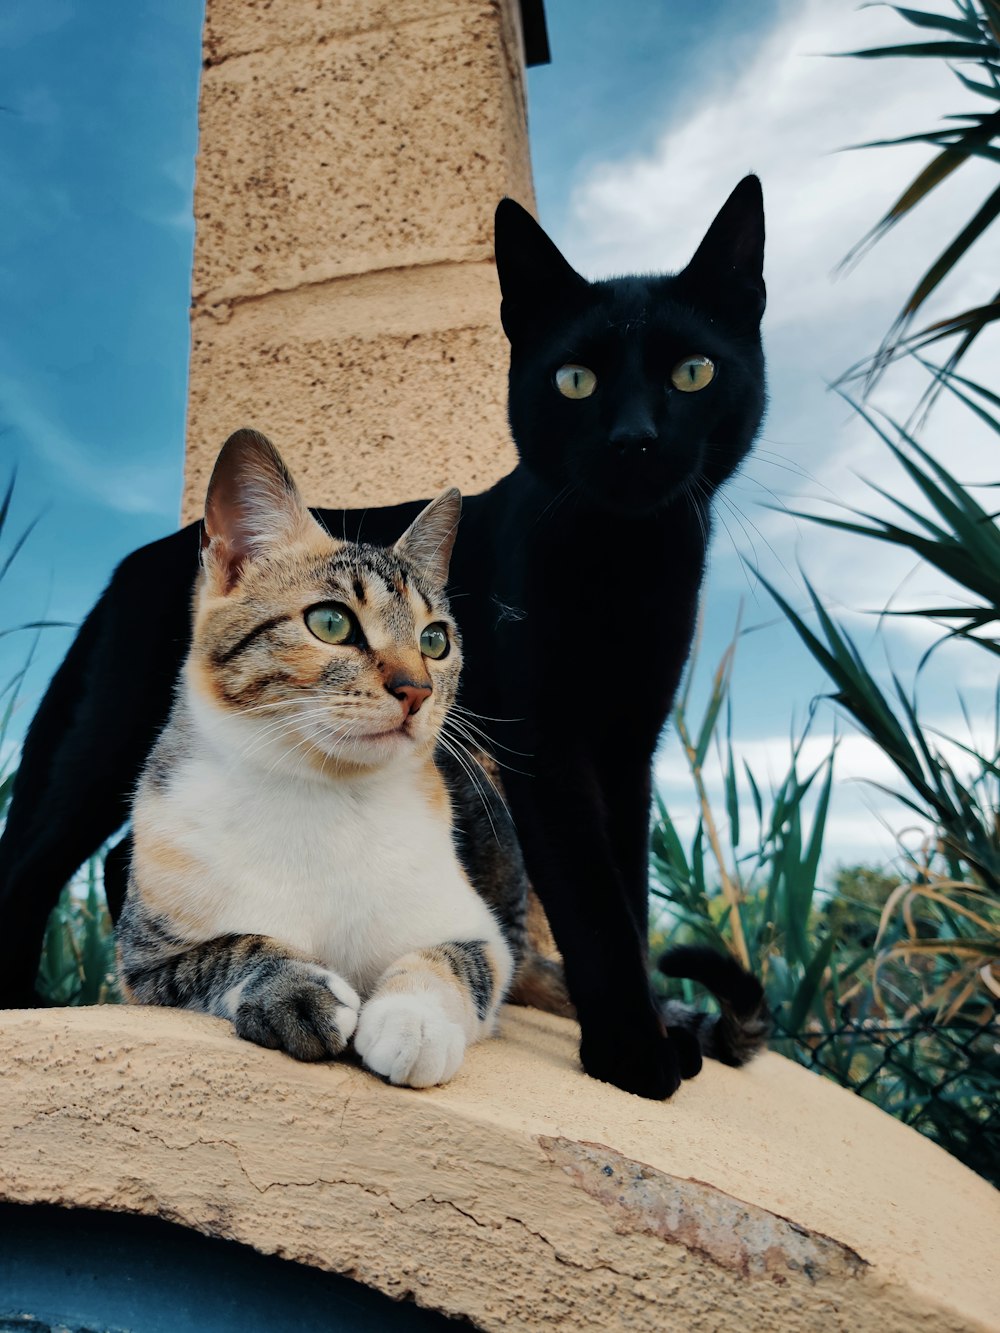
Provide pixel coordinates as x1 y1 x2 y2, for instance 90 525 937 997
183 0 531 521
182 262 516 523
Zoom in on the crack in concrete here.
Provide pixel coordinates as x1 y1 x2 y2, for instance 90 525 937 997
191 252 494 320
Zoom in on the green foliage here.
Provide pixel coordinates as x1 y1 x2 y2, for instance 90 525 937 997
838 0 1000 384
793 380 1000 657
0 473 117 1007
651 625 999 1184
820 864 902 949
650 630 849 1039
35 860 120 1006
761 377 1000 1036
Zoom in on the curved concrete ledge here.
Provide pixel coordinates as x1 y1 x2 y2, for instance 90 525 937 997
1 1005 996 1331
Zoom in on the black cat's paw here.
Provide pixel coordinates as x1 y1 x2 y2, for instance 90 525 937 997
234 962 361 1062
580 1021 691 1100
669 1024 704 1080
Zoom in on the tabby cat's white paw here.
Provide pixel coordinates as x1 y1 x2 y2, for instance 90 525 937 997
305 963 361 1042
355 993 467 1088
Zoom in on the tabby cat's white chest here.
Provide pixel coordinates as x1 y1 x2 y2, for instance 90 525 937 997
145 742 491 996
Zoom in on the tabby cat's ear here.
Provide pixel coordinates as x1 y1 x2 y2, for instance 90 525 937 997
202 428 317 593
393 488 462 587
677 174 766 326
494 198 589 342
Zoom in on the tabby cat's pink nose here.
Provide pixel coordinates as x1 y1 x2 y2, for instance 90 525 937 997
390 681 432 716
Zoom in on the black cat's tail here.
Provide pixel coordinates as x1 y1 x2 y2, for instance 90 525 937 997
657 946 771 1067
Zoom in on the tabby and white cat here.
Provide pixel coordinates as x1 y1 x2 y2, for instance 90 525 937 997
117 429 518 1088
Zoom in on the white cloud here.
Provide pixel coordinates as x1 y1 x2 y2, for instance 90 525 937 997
569 1 996 329
652 716 994 872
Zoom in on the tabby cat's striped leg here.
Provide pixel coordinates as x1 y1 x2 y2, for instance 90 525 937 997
118 906 361 1062
355 938 513 1088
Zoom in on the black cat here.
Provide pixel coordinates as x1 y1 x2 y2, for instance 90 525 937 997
0 176 766 1099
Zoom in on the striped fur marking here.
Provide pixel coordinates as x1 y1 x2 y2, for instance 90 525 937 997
436 940 494 1020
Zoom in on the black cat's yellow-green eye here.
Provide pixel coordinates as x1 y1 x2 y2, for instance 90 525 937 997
671 356 715 392
420 623 450 659
305 604 355 645
555 364 597 399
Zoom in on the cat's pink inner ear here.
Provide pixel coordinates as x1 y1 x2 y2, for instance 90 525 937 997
394 487 462 587
202 428 313 592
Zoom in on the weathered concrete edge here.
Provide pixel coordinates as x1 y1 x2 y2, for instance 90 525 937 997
1 1006 994 1332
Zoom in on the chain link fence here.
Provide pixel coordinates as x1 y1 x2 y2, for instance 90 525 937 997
773 1014 1000 1189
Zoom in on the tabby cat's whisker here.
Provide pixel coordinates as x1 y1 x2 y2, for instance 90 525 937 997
435 733 503 845
446 710 531 758
237 706 362 765
450 703 525 727
443 718 532 779
440 725 514 821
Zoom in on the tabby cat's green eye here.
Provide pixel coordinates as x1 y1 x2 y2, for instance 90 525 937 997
555 364 597 399
305 604 355 645
671 356 715 392
420 623 450 660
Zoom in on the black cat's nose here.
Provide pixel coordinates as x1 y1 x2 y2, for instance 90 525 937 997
609 426 658 457
609 404 657 455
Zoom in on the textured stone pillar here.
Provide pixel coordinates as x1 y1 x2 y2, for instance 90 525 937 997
182 0 537 522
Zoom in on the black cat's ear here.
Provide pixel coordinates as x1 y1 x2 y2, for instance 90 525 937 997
678 175 765 325
202 428 318 592
494 198 589 341
394 488 462 587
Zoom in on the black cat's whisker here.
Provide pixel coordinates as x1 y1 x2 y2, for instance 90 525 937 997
714 490 766 580
692 479 759 598
546 480 581 526
532 481 571 527
750 448 819 484
727 472 795 516
533 480 576 529
682 479 710 551
718 490 796 583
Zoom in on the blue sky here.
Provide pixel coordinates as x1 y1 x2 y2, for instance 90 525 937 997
2 0 201 698
2 0 997 868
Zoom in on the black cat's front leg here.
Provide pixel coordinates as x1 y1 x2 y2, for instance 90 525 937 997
501 761 702 1099
600 754 655 938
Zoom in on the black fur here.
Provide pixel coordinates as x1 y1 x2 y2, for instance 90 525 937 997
659 945 772 1067
0 178 767 1100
